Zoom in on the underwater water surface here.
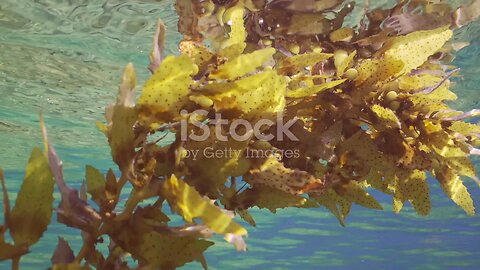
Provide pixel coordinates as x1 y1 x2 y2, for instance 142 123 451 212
0 0 480 269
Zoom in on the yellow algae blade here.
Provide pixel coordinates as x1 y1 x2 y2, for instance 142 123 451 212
212 70 286 115
371 104 401 130
137 55 198 123
436 167 475 216
382 26 453 75
10 148 54 246
163 175 247 237
219 5 246 59
286 79 346 98
278 52 333 75
210 48 275 80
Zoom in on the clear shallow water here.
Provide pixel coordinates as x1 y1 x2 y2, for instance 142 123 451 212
0 0 479 269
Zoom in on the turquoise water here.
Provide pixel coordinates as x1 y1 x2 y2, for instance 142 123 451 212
0 0 479 269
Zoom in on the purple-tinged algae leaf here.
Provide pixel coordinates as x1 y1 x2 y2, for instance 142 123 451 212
148 19 166 74
40 114 101 232
51 237 75 265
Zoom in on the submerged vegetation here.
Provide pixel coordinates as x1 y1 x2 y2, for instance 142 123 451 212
1 0 480 269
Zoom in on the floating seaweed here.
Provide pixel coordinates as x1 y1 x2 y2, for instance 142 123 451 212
1 0 480 269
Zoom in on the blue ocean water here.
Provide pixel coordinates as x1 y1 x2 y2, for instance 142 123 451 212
0 1 479 269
